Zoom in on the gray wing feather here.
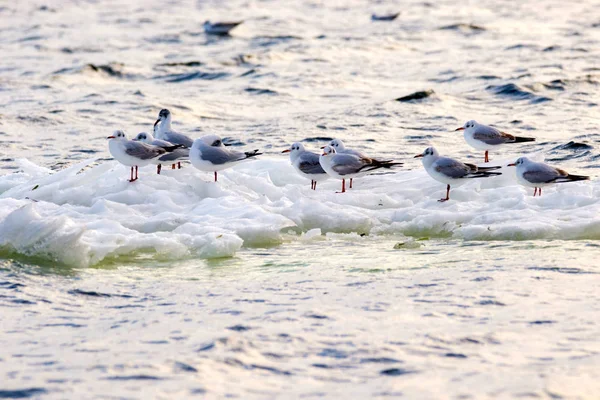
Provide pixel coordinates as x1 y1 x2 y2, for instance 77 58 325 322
125 142 164 160
473 125 513 145
331 154 368 176
152 138 176 148
164 131 194 147
434 157 471 178
522 164 561 183
200 146 245 165
158 148 190 162
298 152 326 174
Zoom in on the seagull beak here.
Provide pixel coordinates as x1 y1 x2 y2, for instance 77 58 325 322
455 127 465 131
153 119 160 128
320 146 325 149
107 136 115 139
281 149 291 153
507 163 516 167
321 152 327 156
414 154 423 158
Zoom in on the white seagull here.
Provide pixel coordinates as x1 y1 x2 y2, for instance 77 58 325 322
415 146 502 202
282 142 328 190
325 138 398 189
153 109 194 148
319 146 402 193
190 134 262 181
507 157 589 197
203 20 243 35
107 130 180 182
455 120 535 163
133 132 190 174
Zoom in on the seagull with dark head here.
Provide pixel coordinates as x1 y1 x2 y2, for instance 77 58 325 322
153 109 194 149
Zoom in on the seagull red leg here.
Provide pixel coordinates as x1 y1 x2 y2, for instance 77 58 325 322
157 164 161 175
350 178 353 189
214 171 218 182
129 167 134 182
539 187 542 196
178 162 181 169
314 181 317 190
484 151 489 163
135 166 139 181
534 187 538 197
172 164 176 169
438 184 450 202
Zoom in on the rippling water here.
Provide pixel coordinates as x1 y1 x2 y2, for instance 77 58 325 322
1 0 600 398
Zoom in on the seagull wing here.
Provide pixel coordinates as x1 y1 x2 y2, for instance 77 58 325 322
125 141 164 160
297 152 326 175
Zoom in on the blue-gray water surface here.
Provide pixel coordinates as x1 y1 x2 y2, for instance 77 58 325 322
1 0 600 398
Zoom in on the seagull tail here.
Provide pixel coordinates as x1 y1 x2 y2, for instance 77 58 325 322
512 136 536 143
477 165 502 172
556 174 590 183
244 149 262 159
163 144 185 152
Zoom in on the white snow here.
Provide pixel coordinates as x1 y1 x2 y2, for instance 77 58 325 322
0 157 596 267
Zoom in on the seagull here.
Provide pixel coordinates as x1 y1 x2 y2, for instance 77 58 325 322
507 157 590 196
455 120 535 162
319 146 402 193
107 130 181 182
203 20 243 36
282 142 329 190
153 109 194 148
415 146 502 202
190 134 262 182
133 132 190 174
325 138 397 189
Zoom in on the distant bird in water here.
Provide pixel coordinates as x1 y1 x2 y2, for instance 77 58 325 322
455 120 535 163
203 20 243 36
133 132 189 174
371 12 400 21
107 130 181 182
415 146 502 202
507 157 589 197
283 142 329 190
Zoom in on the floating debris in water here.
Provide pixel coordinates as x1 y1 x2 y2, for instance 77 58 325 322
395 90 435 102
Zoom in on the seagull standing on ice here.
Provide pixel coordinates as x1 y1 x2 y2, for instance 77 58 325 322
282 142 328 190
325 138 399 189
154 109 194 149
415 146 502 202
133 132 190 174
455 120 535 163
107 130 181 182
319 146 402 193
507 157 589 197
203 20 243 35
190 134 262 182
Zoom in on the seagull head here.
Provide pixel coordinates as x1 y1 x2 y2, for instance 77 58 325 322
321 145 336 157
200 134 223 147
507 156 529 167
133 132 154 143
455 120 477 132
414 147 438 166
154 108 171 128
328 138 346 151
282 142 305 155
107 130 127 140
